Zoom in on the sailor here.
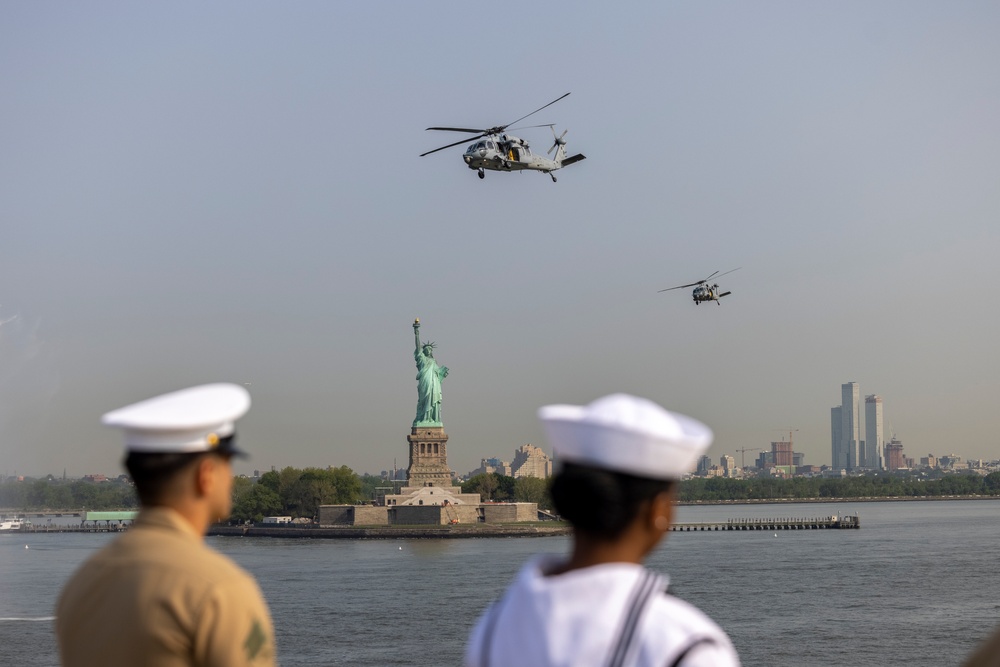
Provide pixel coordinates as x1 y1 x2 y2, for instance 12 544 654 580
56 383 276 667
465 393 740 667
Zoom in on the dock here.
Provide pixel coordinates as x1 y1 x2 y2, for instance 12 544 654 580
672 515 860 531
17 523 131 534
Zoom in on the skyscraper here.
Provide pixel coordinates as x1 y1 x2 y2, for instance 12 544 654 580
841 382 860 470
865 395 884 470
831 406 843 469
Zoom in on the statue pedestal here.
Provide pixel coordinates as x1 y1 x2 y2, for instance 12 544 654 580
406 426 453 488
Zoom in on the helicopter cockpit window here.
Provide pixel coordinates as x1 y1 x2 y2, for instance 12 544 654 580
487 141 495 150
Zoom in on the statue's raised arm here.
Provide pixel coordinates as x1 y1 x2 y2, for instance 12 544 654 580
412 318 447 427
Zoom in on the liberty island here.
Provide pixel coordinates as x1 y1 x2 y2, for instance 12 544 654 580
315 319 540 528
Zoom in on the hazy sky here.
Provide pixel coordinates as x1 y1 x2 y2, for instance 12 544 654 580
2 2 998 479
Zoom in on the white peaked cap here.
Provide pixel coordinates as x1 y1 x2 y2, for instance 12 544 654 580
538 393 713 480
102 383 251 455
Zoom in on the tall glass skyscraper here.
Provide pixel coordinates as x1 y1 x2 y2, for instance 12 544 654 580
831 406 843 469
865 395 884 470
840 382 860 470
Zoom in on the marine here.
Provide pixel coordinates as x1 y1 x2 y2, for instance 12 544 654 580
56 383 276 667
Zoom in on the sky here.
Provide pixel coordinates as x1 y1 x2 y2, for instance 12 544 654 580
2 2 998 479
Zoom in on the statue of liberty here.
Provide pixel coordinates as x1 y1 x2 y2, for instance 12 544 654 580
412 318 449 427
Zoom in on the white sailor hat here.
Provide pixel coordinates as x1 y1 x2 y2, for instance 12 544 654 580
538 393 712 480
102 383 251 457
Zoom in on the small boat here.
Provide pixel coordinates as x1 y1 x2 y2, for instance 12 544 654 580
0 517 25 532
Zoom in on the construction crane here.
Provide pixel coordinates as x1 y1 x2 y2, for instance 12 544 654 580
735 447 762 469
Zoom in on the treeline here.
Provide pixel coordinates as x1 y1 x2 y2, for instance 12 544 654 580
8 470 997 517
0 477 138 511
230 466 366 523
678 472 1000 502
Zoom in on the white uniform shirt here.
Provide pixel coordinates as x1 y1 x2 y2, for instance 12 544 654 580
465 556 740 667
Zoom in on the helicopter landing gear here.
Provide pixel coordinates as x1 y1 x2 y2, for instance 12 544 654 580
550 173 557 183
478 169 485 179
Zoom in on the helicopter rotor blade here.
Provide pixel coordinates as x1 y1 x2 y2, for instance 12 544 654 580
503 93 571 132
505 123 555 132
420 93 571 157
420 133 487 157
425 126 489 134
703 270 721 282
658 280 705 292
713 267 742 280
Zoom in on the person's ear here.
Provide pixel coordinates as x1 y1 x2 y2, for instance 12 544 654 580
194 456 216 498
649 489 675 533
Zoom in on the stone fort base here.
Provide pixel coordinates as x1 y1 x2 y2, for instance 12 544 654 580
318 502 539 526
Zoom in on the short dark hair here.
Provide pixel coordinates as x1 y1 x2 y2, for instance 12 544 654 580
124 451 222 505
550 462 674 539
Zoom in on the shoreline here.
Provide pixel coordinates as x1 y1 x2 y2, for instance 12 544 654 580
207 523 571 539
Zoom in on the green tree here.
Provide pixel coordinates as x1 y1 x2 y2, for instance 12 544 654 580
984 472 1000 494
493 474 516 502
230 484 283 523
258 470 281 494
0 480 28 509
327 465 363 504
513 476 551 509
463 473 498 502
358 473 389 504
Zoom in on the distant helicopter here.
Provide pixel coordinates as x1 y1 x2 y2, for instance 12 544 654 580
420 93 586 182
659 268 741 305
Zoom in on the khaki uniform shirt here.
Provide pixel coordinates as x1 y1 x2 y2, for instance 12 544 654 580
965 626 1000 667
56 507 276 667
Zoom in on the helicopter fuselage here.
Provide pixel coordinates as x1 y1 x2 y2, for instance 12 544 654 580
692 283 732 305
692 285 716 303
462 134 561 174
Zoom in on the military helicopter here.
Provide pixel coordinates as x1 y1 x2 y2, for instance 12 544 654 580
420 92 586 182
659 268 741 305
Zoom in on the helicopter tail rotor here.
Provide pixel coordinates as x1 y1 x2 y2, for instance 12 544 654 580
547 127 568 156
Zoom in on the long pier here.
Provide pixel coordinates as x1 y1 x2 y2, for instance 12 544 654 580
672 515 860 531
13 523 130 534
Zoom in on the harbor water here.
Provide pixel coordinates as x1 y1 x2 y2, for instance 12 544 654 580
3 499 1000 666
